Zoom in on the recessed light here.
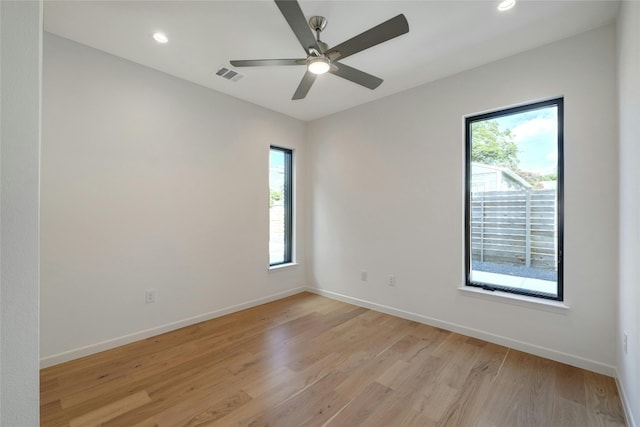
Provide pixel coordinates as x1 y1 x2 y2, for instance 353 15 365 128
497 0 515 11
152 32 168 44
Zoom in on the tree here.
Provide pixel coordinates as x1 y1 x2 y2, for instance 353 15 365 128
514 170 557 189
515 169 544 188
471 120 519 168
270 189 282 202
270 189 282 207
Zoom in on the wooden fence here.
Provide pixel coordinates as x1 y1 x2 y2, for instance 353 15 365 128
471 189 557 270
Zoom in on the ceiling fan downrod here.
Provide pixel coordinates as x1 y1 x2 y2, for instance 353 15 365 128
308 16 328 53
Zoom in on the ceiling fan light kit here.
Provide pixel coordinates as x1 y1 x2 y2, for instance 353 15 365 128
307 56 330 74
152 32 168 43
230 0 409 100
498 0 516 11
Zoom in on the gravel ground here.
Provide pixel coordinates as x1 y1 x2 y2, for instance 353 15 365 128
472 261 557 281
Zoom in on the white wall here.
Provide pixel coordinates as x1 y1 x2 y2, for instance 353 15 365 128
36 12 636 421
1 0 41 424
40 34 307 365
308 25 619 374
617 1 640 425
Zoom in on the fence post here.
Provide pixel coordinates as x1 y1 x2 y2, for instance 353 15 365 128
525 190 531 267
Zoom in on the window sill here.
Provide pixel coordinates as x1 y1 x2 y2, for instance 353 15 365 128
458 286 570 314
269 262 298 272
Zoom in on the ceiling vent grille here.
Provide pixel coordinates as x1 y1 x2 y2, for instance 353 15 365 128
215 66 244 82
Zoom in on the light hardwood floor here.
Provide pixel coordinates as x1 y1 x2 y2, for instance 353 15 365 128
40 292 627 426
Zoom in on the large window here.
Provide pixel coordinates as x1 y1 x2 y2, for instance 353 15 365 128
269 146 293 266
465 98 563 300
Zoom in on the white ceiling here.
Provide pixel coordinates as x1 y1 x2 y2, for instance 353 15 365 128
44 0 619 121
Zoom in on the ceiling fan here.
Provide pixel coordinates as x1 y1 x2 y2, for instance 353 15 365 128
230 0 409 100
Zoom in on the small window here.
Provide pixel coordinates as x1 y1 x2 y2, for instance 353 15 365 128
465 98 564 300
269 146 293 266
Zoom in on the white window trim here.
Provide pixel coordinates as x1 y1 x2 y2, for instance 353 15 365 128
458 285 570 314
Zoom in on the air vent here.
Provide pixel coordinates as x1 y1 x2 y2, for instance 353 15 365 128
215 66 244 82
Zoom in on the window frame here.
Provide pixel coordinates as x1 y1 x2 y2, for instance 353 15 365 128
269 146 293 267
464 98 564 301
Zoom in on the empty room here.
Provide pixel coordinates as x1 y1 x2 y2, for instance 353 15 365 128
1 0 638 425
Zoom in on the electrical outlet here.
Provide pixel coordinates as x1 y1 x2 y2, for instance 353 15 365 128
361 271 368 282
388 274 396 287
623 332 628 355
145 289 157 304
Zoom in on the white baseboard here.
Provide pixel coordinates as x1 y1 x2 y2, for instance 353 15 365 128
41 285 619 380
615 369 637 427
307 287 617 377
40 287 306 368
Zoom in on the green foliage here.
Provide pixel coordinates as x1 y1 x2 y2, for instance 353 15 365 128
270 189 283 208
270 189 282 202
515 169 543 188
471 119 558 188
515 169 558 189
471 120 519 168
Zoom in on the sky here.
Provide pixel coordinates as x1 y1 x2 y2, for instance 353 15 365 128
493 105 558 175
270 149 285 191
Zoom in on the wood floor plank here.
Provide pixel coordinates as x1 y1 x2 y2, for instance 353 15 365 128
390 325 450 363
413 380 460 422
40 292 628 427
100 360 249 426
431 342 509 427
334 349 402 399
377 353 444 394
244 370 350 427
241 365 297 399
68 390 151 427
356 387 439 427
584 370 626 426
164 390 252 427
553 397 589 427
327 381 394 425
477 349 557 427
435 370 495 427
130 416 160 427
470 342 509 377
556 362 587 405
58 346 240 414
213 352 347 426
431 335 483 390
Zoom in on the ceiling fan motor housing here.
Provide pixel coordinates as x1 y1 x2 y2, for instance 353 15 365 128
308 16 327 32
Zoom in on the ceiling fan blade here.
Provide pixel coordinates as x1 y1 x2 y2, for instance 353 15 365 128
330 62 383 90
292 71 317 100
326 14 409 61
230 59 306 67
274 0 320 54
